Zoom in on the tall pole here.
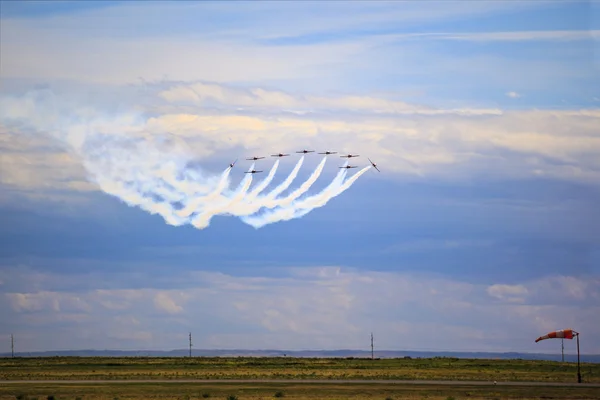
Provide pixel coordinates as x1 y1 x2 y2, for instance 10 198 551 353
561 338 564 362
576 333 581 383
11 334 14 358
189 332 192 358
370 332 374 360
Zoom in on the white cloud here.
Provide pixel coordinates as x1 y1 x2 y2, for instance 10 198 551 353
0 21 367 85
2 267 599 352
0 2 587 88
6 291 91 313
417 30 600 42
158 82 502 116
1 1 550 45
487 284 529 303
506 91 521 98
0 128 94 193
385 239 494 253
153 291 184 314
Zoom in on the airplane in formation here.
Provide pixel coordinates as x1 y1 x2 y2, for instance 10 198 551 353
235 151 380 172
368 158 380 172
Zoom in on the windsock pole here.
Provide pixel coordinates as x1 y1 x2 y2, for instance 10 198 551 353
576 332 581 383
535 329 581 383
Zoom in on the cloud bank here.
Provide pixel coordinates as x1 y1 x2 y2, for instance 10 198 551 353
2 265 599 352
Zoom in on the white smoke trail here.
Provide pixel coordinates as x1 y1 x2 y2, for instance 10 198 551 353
241 163 350 228
190 164 255 228
224 156 327 217
176 167 232 218
0 90 372 230
246 160 279 199
262 156 327 209
216 156 304 218
292 165 372 218
260 156 304 200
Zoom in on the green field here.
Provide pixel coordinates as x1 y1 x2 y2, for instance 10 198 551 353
3 381 600 400
1 356 598 383
2 357 599 400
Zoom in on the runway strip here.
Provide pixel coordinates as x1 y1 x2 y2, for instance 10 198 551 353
2 379 599 387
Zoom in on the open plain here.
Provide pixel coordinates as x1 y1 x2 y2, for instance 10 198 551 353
2 357 599 399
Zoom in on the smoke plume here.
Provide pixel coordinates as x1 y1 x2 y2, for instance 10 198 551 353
0 90 371 229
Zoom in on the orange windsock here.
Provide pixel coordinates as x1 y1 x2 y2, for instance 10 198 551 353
535 329 576 343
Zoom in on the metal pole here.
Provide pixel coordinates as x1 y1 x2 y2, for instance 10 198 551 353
189 332 192 358
576 333 581 383
11 334 14 358
562 338 564 362
371 333 374 360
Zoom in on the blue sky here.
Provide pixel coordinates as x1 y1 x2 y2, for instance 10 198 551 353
0 1 599 354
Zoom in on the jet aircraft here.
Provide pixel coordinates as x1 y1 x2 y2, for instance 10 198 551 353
245 169 263 174
340 154 360 158
318 151 337 155
246 156 265 161
368 158 380 172
339 165 358 169
229 159 237 168
296 149 315 154
271 153 290 157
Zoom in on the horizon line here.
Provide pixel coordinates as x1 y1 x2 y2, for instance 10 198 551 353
2 348 597 355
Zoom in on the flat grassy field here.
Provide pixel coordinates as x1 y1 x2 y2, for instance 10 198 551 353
1 356 598 383
2 381 600 400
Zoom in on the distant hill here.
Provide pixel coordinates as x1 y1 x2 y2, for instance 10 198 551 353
1 349 599 362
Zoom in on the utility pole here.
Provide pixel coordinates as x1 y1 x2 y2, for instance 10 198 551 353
370 332 374 360
189 332 192 358
11 334 14 358
561 338 564 362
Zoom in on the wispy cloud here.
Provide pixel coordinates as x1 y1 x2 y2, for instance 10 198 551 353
158 81 502 116
506 91 521 99
384 239 494 253
0 1 592 95
404 30 600 42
